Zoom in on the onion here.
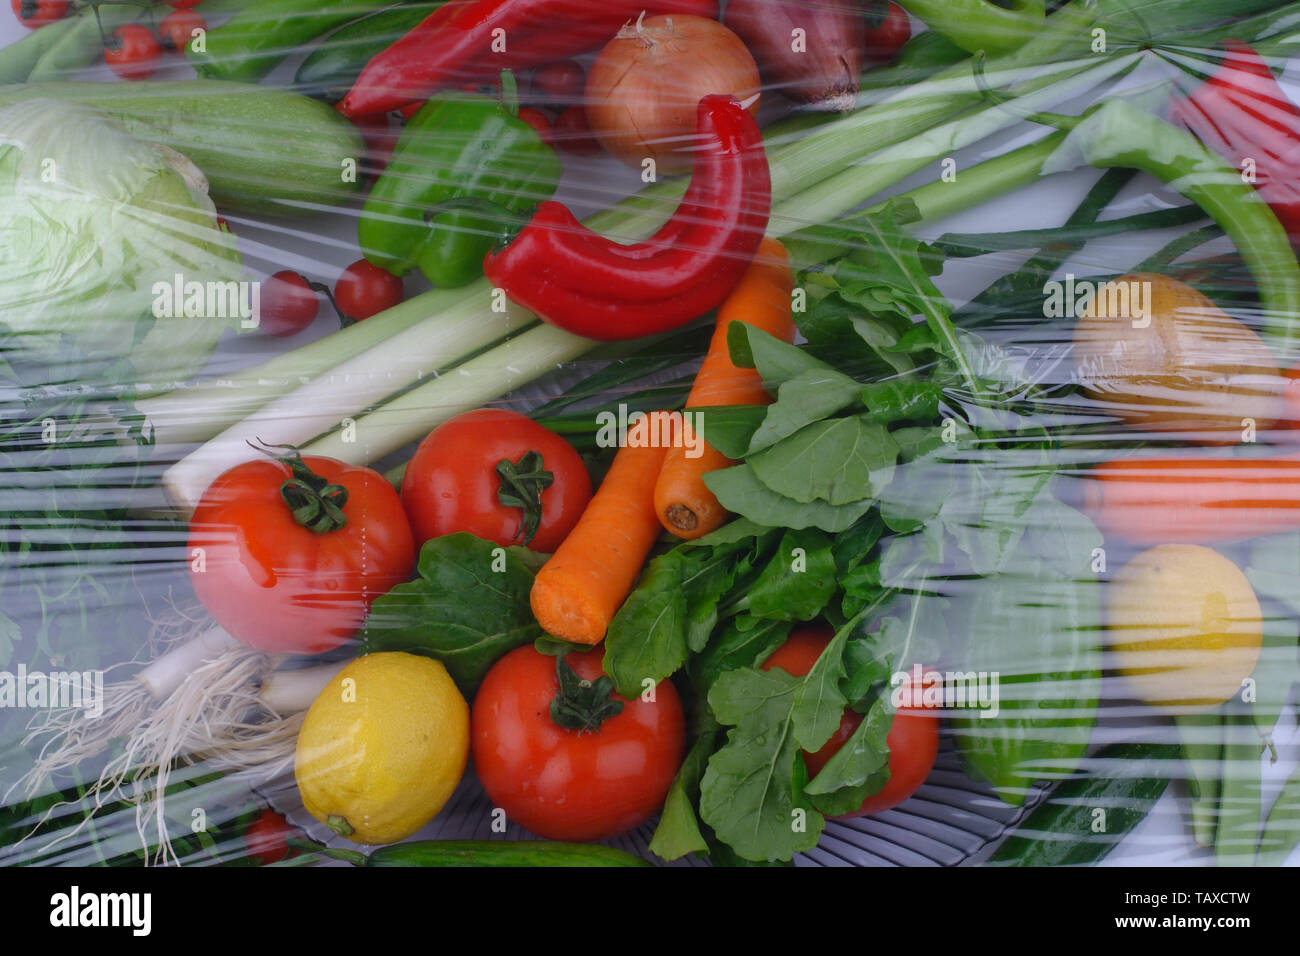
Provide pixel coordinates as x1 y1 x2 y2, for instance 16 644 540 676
726 0 866 112
585 14 761 174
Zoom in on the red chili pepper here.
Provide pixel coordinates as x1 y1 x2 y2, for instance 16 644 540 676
1169 39 1300 245
342 0 720 117
482 95 770 342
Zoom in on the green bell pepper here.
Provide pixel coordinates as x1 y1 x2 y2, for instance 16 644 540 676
359 74 562 290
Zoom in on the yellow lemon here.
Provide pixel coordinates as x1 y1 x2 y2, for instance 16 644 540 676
294 652 469 844
1106 544 1262 711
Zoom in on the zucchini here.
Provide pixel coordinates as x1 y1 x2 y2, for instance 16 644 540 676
313 840 652 867
987 743 1178 866
189 0 403 84
0 81 365 214
295 3 444 103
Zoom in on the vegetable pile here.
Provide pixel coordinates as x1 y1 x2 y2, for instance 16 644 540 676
2 0 1300 874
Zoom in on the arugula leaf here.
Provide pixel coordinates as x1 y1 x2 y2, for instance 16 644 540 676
749 416 899 506
746 368 864 453
699 667 824 862
746 528 837 623
359 533 541 694
790 625 850 751
689 616 792 698
649 729 719 861
603 551 690 699
704 464 875 533
804 694 894 817
689 404 767 459
726 323 829 388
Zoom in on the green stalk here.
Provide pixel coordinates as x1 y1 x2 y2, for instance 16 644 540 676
1174 712 1224 849
896 0 1046 55
866 130 1068 226
1215 703 1265 866
1258 760 1300 865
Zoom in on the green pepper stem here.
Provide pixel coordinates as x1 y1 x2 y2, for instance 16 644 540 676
498 69 519 118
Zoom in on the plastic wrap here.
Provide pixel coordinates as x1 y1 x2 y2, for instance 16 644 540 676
1 0 1298 871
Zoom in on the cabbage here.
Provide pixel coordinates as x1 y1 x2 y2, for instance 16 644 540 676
0 99 243 386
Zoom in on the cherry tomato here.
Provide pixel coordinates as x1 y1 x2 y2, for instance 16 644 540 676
472 646 685 841
401 408 591 553
244 809 298 865
552 105 602 155
530 59 585 107
864 1 912 61
334 259 403 321
762 624 939 817
165 0 203 8
159 9 205 54
189 453 415 655
516 106 554 145
10 0 66 28
259 270 319 338
104 25 161 81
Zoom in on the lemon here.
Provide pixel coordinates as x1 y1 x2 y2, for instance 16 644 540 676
1106 544 1262 711
294 652 469 845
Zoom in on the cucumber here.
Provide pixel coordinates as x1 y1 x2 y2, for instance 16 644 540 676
987 743 1178 866
0 81 365 214
189 0 402 84
316 840 652 867
295 3 444 103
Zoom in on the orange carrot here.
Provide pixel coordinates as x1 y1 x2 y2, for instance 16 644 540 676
654 237 796 539
531 412 674 644
1084 452 1300 544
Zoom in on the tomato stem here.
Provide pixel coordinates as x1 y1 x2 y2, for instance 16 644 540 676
249 440 350 534
495 449 553 547
549 655 623 733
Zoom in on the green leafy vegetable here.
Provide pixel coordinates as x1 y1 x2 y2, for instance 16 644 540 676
360 533 542 693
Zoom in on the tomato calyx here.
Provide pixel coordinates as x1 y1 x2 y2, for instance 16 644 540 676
250 442 350 533
495 449 553 547
548 654 623 733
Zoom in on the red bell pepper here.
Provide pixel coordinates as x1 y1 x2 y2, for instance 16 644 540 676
1169 39 1300 246
483 94 771 342
342 0 720 117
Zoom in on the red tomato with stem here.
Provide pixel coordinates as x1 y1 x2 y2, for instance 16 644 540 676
530 60 585 107
864 1 912 61
335 259 403 321
472 646 685 841
244 808 298 865
11 0 66 28
401 409 591 553
189 451 415 655
104 24 161 80
762 624 939 817
259 270 319 338
159 9 205 54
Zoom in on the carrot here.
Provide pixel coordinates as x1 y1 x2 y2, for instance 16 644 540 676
531 412 674 644
1083 453 1300 544
654 237 796 538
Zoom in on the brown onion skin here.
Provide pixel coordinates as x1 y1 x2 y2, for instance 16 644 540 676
585 14 761 175
726 0 865 112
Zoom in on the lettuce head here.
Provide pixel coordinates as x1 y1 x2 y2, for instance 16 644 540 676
0 98 243 386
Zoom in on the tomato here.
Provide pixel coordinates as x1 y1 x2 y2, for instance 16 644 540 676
165 0 203 8
104 25 161 81
516 106 554 145
472 646 685 841
189 452 415 655
159 9 205 54
244 808 298 865
762 624 939 817
864 1 912 61
552 105 602 155
334 259 403 321
259 270 319 338
11 0 66 28
401 408 591 553
530 60 585 107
